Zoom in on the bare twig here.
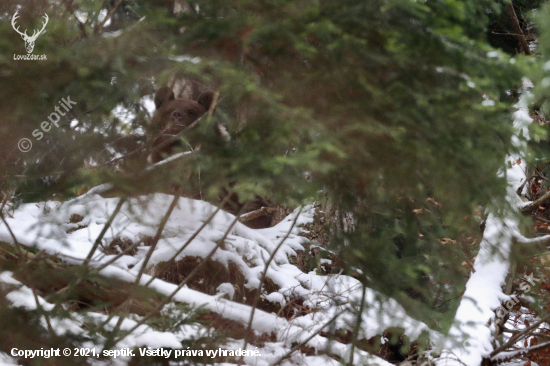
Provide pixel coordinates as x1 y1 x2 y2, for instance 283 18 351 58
507 4 531 55
96 188 231 290
0 189 13 213
63 0 88 39
516 178 530 196
207 92 220 118
134 190 183 285
97 115 204 168
240 207 303 364
97 145 146 167
521 190 550 212
109 210 243 347
491 339 550 361
269 308 347 366
105 188 241 349
84 197 127 265
32 289 56 337
95 0 123 34
490 314 550 357
349 284 367 365
238 206 275 223
143 190 236 287
103 190 184 349
0 210 22 253
94 238 144 272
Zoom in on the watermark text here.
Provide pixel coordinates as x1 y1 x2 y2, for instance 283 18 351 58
18 96 77 152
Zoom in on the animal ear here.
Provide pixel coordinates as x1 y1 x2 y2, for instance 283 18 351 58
154 86 175 109
197 90 215 112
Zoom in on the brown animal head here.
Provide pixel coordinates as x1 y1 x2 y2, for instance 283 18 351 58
149 86 214 163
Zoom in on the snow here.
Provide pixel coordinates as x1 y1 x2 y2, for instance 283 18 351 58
217 282 236 300
168 55 201 64
0 187 434 365
0 353 18 366
436 79 534 365
0 271 188 365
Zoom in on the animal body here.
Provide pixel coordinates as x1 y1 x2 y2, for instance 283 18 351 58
147 86 278 228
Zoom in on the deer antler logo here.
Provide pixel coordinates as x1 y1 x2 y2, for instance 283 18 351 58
12 11 49 54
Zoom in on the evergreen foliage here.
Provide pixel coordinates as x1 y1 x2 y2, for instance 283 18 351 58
0 0 537 364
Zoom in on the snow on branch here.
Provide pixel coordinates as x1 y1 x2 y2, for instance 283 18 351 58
435 80 534 366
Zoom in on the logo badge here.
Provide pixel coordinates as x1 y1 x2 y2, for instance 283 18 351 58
12 11 48 60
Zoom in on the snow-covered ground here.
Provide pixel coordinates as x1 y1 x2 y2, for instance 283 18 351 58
0 186 434 365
